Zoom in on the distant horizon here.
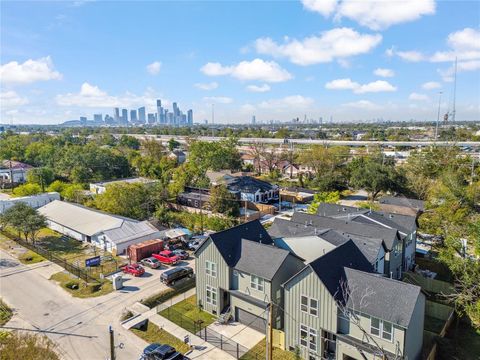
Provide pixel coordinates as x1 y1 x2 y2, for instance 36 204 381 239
1 1 479 124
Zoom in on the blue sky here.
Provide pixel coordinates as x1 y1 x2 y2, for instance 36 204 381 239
1 0 479 124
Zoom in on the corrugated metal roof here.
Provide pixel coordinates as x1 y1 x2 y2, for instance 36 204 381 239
103 221 160 245
38 200 125 236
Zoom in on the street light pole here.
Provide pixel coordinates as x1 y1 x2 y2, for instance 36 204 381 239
109 326 115 360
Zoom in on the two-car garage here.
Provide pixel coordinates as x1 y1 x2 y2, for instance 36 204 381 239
235 308 267 333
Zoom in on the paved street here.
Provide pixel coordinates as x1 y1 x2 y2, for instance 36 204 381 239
0 249 195 360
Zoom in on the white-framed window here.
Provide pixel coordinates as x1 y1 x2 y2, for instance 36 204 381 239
205 261 217 277
301 295 308 313
310 298 318 316
300 324 317 353
370 317 393 341
300 295 318 316
300 324 308 347
250 275 264 292
206 285 217 306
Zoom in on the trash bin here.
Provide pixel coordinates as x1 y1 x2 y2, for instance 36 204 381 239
112 274 124 290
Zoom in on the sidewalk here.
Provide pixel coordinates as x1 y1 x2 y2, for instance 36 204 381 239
149 313 235 360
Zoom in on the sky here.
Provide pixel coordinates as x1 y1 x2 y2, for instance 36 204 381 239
1 0 479 125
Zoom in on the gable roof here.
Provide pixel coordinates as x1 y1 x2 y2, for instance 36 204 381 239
379 196 425 211
234 239 296 280
226 176 277 194
308 240 373 298
343 268 422 328
103 221 160 245
316 203 417 235
291 212 399 251
203 220 273 267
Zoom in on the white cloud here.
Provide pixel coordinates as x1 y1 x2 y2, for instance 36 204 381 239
422 81 441 90
343 100 381 110
302 0 435 30
255 28 381 66
373 68 394 77
0 90 29 107
194 82 218 90
258 95 314 110
409 92 429 101
0 56 62 85
246 84 271 93
201 59 292 82
203 96 233 104
146 61 162 75
335 0 435 31
396 51 426 62
56 82 164 108
301 0 338 17
325 78 397 93
393 28 480 79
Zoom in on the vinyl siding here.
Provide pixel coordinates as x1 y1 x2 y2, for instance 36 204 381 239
405 293 426 360
194 238 229 315
284 267 338 357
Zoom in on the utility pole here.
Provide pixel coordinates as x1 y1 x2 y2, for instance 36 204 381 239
268 302 273 360
265 304 270 360
435 91 443 142
109 326 115 360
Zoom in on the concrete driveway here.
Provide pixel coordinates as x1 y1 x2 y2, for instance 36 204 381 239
0 249 196 360
205 321 265 349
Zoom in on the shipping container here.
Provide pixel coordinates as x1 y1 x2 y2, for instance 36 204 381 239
127 239 164 263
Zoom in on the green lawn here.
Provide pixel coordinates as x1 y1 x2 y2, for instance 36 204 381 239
240 338 298 360
131 322 190 354
159 295 216 332
50 271 113 298
0 299 13 326
18 250 46 264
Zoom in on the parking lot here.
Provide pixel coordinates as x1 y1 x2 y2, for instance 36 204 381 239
113 254 196 294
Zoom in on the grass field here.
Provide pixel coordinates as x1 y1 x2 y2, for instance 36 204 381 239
159 295 216 332
18 250 45 264
240 338 298 360
50 271 113 298
131 322 190 354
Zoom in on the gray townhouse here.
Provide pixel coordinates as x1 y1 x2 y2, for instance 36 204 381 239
283 240 425 360
315 203 418 271
284 212 404 279
269 218 387 275
194 220 304 332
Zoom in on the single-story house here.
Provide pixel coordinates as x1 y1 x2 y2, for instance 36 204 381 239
38 200 162 255
0 192 60 214
89 177 158 195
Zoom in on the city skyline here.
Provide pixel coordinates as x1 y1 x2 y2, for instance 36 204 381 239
1 1 479 125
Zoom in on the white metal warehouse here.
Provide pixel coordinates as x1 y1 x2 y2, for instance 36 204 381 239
38 200 162 255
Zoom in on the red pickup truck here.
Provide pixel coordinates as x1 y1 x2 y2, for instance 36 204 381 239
121 263 145 277
152 250 180 265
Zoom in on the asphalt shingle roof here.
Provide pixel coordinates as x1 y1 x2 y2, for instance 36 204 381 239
308 240 373 298
226 176 277 193
379 196 425 211
291 212 399 251
316 203 417 235
234 239 293 280
343 268 421 328
208 220 273 267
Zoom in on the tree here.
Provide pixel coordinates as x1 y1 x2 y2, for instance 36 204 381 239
90 183 154 220
168 138 180 151
119 135 141 150
0 203 47 243
12 183 42 197
208 185 239 217
307 191 340 214
348 155 402 201
248 142 266 174
27 167 55 191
